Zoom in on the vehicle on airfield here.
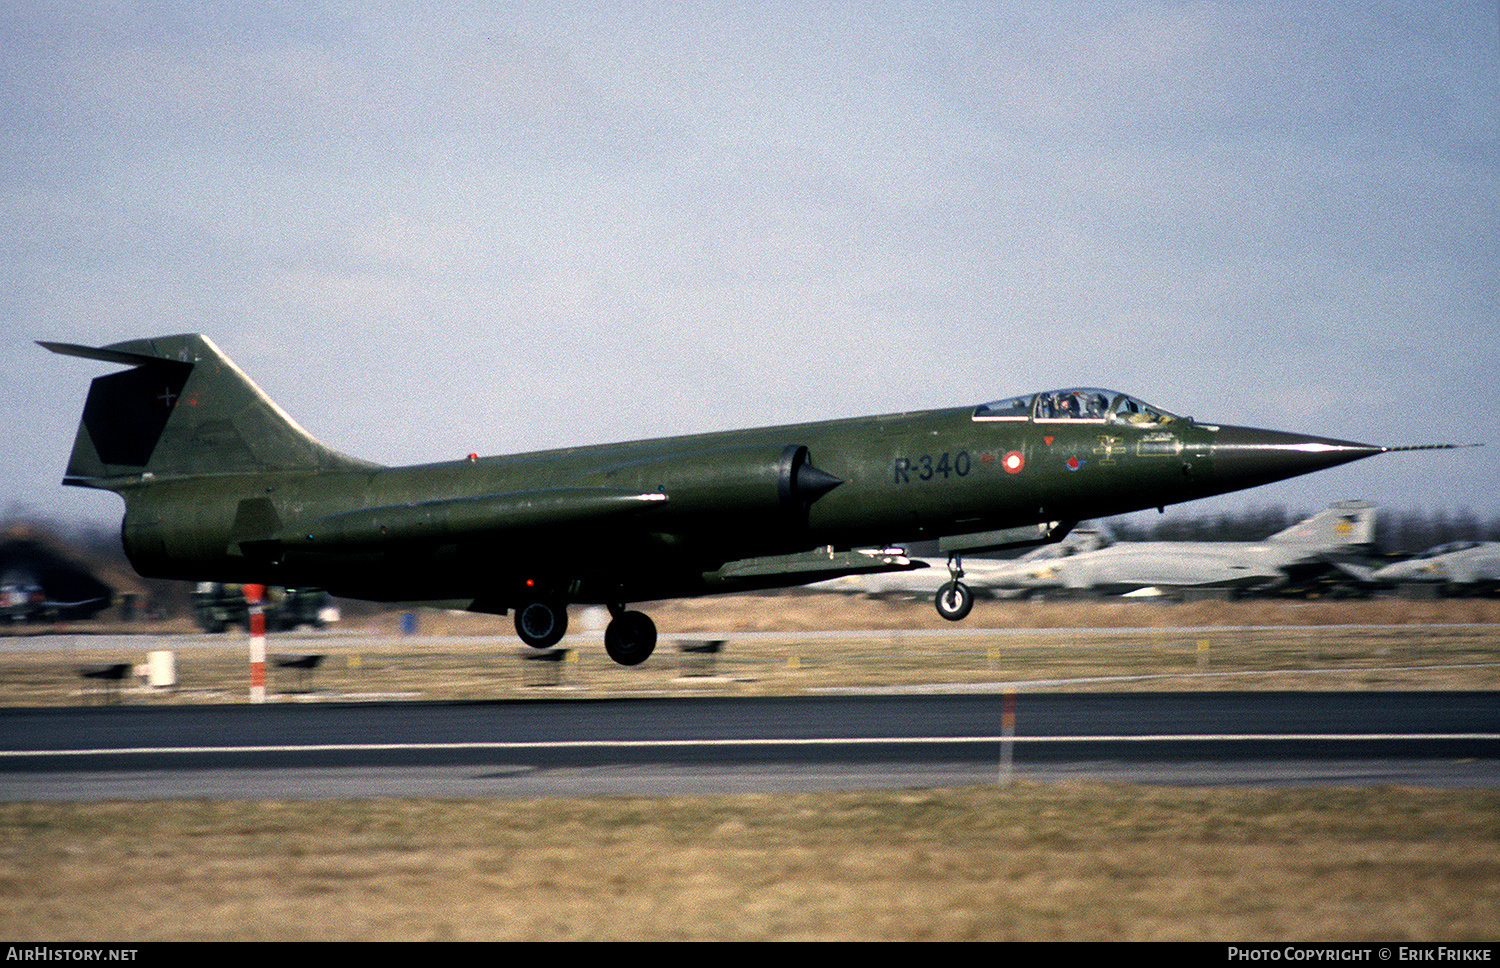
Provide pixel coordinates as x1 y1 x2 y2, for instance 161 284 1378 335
42 336 1457 665
191 582 333 633
1372 541 1500 595
961 500 1381 599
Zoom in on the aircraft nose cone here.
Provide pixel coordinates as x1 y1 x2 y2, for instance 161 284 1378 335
1209 426 1385 492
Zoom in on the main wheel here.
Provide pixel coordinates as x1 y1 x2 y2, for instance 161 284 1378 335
514 600 568 648
935 581 974 622
604 610 657 666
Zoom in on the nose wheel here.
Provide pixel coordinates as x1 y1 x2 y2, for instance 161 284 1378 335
934 555 974 621
935 581 974 621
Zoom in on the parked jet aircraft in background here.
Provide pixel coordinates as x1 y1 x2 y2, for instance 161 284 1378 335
0 538 114 622
807 528 1112 599
43 336 1458 665
1373 541 1500 594
0 574 111 622
968 501 1379 598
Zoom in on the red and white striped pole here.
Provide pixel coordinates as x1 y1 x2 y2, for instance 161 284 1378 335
999 688 1016 786
245 583 266 703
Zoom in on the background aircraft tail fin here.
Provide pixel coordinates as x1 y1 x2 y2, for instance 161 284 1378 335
41 334 377 490
1266 500 1376 549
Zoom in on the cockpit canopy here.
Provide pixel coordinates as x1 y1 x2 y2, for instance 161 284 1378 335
973 388 1180 426
1412 541 1484 559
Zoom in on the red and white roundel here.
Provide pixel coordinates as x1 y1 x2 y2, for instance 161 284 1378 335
1002 450 1025 474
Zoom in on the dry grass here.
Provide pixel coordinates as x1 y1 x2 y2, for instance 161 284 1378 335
416 591 1500 636
1 784 1495 941
4 596 1498 941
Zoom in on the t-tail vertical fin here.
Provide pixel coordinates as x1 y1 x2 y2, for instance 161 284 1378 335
40 334 378 490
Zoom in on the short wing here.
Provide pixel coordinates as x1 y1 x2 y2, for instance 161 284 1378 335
704 547 922 592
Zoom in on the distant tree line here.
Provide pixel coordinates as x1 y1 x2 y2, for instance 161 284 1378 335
1109 506 1500 553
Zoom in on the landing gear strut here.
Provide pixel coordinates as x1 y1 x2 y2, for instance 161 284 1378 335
935 555 974 622
604 605 657 666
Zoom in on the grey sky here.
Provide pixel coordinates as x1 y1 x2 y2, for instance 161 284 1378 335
4 2 1496 533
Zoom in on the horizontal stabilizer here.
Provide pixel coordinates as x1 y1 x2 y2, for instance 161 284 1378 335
37 341 171 368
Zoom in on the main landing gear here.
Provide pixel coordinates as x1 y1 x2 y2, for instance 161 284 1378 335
603 605 657 666
935 555 974 622
515 600 568 649
513 600 657 667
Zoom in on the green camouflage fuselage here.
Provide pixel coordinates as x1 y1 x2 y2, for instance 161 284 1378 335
45 334 1387 617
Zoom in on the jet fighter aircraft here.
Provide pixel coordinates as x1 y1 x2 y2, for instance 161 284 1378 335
806 528 1111 599
42 337 1457 665
968 500 1380 598
1373 541 1500 594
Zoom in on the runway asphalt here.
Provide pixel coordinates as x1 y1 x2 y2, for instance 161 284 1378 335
2 691 1496 800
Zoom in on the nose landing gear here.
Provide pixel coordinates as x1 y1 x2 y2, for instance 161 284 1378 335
934 556 974 622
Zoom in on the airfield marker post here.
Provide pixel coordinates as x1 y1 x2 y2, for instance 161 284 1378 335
246 583 266 703
1000 688 1016 786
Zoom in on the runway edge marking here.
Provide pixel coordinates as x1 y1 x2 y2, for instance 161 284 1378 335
6 733 1500 758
